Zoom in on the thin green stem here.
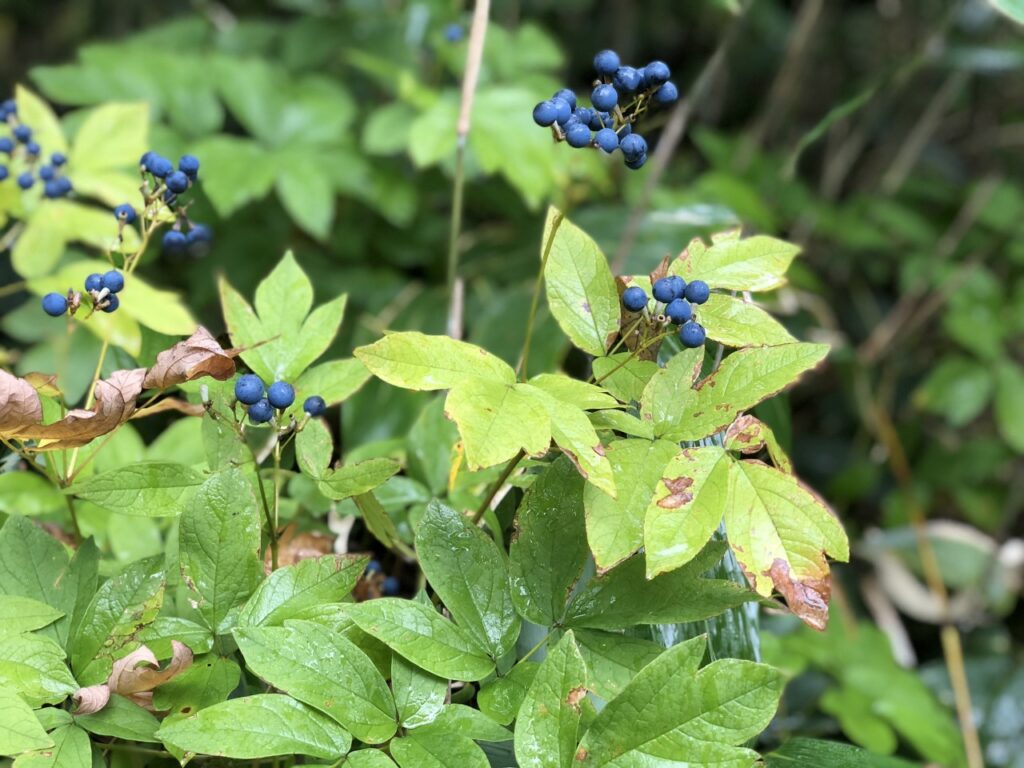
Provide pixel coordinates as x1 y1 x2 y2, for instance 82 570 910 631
471 450 525 525
0 280 26 298
271 438 282 570
63 495 82 544
65 338 110 481
518 630 554 665
518 211 564 382
592 329 673 385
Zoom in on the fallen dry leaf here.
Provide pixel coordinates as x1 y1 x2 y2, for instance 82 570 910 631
0 368 43 431
73 640 193 714
267 524 334 571
142 327 236 390
72 684 110 715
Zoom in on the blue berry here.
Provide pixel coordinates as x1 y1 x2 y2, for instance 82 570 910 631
186 224 212 249
595 128 619 153
622 286 648 312
652 278 677 304
248 399 274 424
565 123 592 148
17 172 33 190
593 49 621 76
444 23 463 42
625 153 648 170
679 321 706 348
41 293 67 317
560 113 581 129
25 141 40 157
43 180 62 198
13 125 31 143
620 134 647 162
50 152 66 166
549 97 572 125
667 275 686 298
653 82 678 105
235 374 265 405
684 280 710 305
162 230 187 253
101 294 120 313
84 273 103 292
38 165 54 181
178 154 200 179
553 89 577 110
1 99 16 117
54 177 71 196
139 151 155 169
381 576 401 596
644 60 671 86
665 298 693 325
575 107 594 126
163 189 177 206
591 84 618 112
114 204 136 224
533 100 559 127
101 270 125 293
365 559 382 575
613 66 643 93
617 123 632 138
267 381 295 409
636 67 648 88
0 137 13 154
148 155 173 178
0 165 7 181
303 395 327 416
589 111 610 130
166 171 189 194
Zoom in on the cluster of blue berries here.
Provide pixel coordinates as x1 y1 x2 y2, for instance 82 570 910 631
132 150 212 258
0 98 73 198
532 50 678 169
41 269 125 318
234 373 327 424
365 559 400 596
622 276 710 348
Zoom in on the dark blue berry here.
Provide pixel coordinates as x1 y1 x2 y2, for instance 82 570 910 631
54 177 71 196
267 381 295 409
593 49 621 76
140 151 155 169
163 189 177 206
85 273 103 292
622 286 648 312
148 155 173 178
38 165 54 181
17 172 33 190
41 293 67 317
166 171 189 194
0 165 7 181
665 298 693 324
617 123 632 137
684 280 710 305
667 275 686 298
644 60 671 86
248 399 274 424
162 230 187 253
553 89 577 110
1 99 16 117
0 137 12 154
679 321 706 348
550 97 572 125
102 270 125 293
114 204 136 224
595 128 619 153
589 111 610 130
533 100 559 127
365 559 382 575
50 152 66 166
613 66 643 93
186 224 212 251
653 82 678 105
13 125 31 143
636 67 648 88
591 84 618 112
575 107 594 126
25 141 40 156
444 23 463 42
620 134 647 162
652 278 677 304
43 180 62 198
565 123 592 148
381 576 401 596
178 154 200 179
625 153 648 170
303 395 327 416
101 294 120 313
560 113 581 129
235 374 265 405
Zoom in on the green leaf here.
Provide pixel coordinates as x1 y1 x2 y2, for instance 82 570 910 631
68 103 148 172
193 135 277 217
392 655 446 729
318 459 401 501
0 473 66 517
576 635 783 766
700 294 796 347
573 629 663 701
0 516 70 641
234 621 397 744
542 209 619 357
0 686 52 756
26 707 71 733
12 724 90 768
137 617 213 659
588 410 654 440
70 555 165 685
74 694 159 742
990 0 1024 24
0 633 77 706
763 738 920 767
724 459 849 630
994 361 1024 453
639 348 704 433
914 357 994 428
660 343 829 441
237 554 368 628
353 492 401 551
295 414 334 480
409 703 512 742
514 632 587 768
509 458 588 626
445 380 551 470
416 501 520 660
341 750 399 767
275 151 335 240
296 359 370 409
527 375 619 410
15 86 67 156
179 469 264 634
478 662 540 726
66 462 205 517
644 446 732 577
591 354 658 404
391 730 489 768
671 234 800 292
355 332 515 391
565 542 753 630
0 596 63 636
344 599 495 682
583 438 680 571
151 656 241 716
156 694 352 760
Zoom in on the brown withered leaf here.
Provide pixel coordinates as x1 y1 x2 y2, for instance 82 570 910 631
266 524 334 572
0 368 43 432
72 684 110 715
23 372 61 398
73 640 193 714
142 326 236 390
131 398 206 420
723 414 793 474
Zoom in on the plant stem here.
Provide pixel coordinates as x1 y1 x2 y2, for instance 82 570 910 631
64 338 110 482
592 329 673 385
63 495 82 543
517 630 554 665
518 211 564 381
471 449 524 524
271 439 282 570
0 279 26 298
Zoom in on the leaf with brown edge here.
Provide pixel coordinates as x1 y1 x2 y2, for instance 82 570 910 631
724 458 848 630
724 414 793 474
108 640 193 698
142 327 236 390
0 368 43 432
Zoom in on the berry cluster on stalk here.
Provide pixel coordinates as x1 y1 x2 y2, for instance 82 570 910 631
622 276 710 348
0 97 72 198
532 50 678 169
234 374 327 425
